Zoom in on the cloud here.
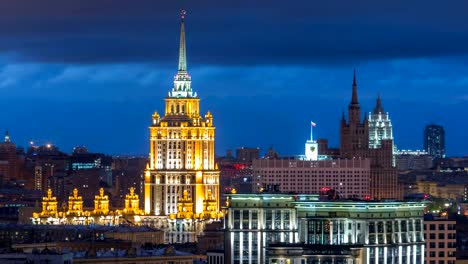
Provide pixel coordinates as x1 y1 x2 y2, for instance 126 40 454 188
0 1 468 65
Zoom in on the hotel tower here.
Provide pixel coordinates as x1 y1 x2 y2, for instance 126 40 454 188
143 10 221 243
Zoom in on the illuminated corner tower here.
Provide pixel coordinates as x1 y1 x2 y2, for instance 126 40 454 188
368 95 394 149
144 10 220 240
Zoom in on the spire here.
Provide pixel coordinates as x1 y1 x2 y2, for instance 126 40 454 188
373 94 385 114
178 9 187 72
170 9 194 98
353 68 357 86
351 69 359 105
4 131 10 143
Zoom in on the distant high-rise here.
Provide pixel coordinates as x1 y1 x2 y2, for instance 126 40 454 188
424 124 445 158
0 131 18 184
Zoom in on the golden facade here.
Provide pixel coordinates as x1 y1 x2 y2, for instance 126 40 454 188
144 11 220 220
94 188 110 215
123 187 143 215
39 189 58 217
67 188 84 216
32 188 142 226
142 11 221 243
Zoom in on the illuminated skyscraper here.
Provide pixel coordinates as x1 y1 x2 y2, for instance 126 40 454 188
368 95 393 149
143 11 221 243
424 124 445 158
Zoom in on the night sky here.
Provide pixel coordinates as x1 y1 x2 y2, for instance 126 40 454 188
0 1 467 156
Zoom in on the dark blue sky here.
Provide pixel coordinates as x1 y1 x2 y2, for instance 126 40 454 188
0 1 467 156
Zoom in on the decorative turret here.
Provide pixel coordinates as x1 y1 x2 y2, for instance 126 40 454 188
94 188 110 215
204 111 213 127
152 111 160 125
124 187 142 215
39 189 58 217
67 188 84 216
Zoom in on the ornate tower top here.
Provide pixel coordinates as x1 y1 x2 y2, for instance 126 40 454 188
373 94 385 114
347 69 362 125
178 9 187 72
170 9 195 98
350 69 359 106
4 131 10 143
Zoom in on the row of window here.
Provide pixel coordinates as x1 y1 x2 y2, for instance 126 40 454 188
257 171 368 174
428 242 457 248
425 233 456 240
425 223 456 230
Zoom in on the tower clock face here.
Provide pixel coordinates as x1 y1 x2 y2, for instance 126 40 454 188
310 146 316 152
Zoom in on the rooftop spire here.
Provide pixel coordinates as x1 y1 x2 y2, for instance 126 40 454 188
4 131 10 143
170 9 194 98
353 68 357 86
373 94 385 114
178 9 187 72
351 69 359 105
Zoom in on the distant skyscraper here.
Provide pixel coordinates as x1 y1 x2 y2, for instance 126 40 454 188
340 71 369 158
368 95 393 149
424 124 445 158
143 11 221 243
0 131 18 184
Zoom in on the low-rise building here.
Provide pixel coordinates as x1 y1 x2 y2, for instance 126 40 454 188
253 158 371 199
424 215 456 264
224 193 426 264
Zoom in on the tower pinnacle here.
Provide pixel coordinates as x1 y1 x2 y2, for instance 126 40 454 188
170 9 194 98
351 69 359 105
373 94 385 114
178 9 187 73
4 131 10 143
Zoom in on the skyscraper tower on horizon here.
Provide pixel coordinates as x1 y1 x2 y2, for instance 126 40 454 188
340 71 400 200
340 70 369 158
424 124 445 158
143 10 221 243
368 95 394 149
